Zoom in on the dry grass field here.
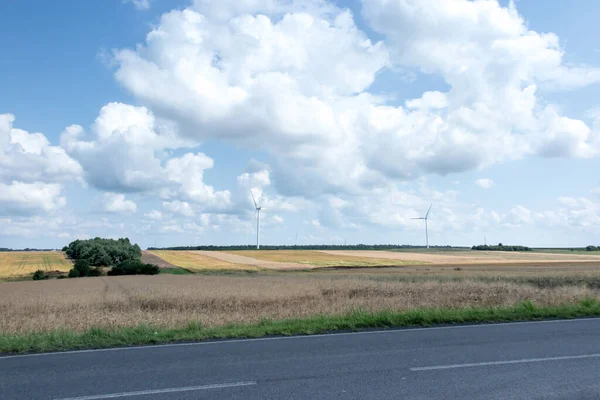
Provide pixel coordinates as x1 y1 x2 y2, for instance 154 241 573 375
225 250 427 267
148 250 258 271
323 250 600 264
0 252 71 278
1 273 599 334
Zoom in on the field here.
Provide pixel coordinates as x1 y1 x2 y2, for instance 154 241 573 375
2 273 600 335
4 249 600 352
147 250 258 271
225 250 426 267
0 252 71 278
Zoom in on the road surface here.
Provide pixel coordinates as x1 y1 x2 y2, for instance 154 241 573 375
2 319 600 399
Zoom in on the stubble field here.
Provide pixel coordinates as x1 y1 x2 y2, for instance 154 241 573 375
0 252 71 278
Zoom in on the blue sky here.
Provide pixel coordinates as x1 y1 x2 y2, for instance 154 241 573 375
1 0 599 249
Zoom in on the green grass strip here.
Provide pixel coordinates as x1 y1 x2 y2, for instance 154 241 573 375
2 299 600 354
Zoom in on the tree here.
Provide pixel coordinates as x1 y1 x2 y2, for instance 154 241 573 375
63 237 142 266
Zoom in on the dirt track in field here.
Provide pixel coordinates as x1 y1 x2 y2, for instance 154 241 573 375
193 251 315 270
319 250 600 265
141 251 177 268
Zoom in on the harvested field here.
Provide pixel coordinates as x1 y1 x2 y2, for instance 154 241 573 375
1 273 599 334
322 250 600 264
225 250 426 267
148 250 258 271
0 252 71 278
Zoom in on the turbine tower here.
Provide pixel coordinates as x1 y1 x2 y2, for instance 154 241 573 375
251 191 262 249
412 204 432 248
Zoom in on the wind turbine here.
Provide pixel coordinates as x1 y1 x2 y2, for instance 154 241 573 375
412 204 432 249
251 191 262 249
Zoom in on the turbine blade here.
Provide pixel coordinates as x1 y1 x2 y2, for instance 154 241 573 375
425 204 432 219
411 217 425 220
250 190 258 208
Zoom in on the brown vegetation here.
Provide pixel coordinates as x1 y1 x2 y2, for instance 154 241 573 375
1 273 598 334
322 250 600 264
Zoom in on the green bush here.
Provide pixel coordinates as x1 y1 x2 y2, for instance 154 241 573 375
586 245 599 252
32 270 48 280
68 268 80 278
74 259 90 275
108 261 159 276
88 267 103 277
67 259 104 278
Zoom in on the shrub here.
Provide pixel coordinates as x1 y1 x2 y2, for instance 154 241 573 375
32 270 48 280
88 267 103 277
68 268 80 278
108 261 160 276
586 245 599 252
74 259 90 275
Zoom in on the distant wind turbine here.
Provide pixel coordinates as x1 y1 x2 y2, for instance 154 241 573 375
251 191 262 249
412 204 433 248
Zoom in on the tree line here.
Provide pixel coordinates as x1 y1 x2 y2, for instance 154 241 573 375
472 243 532 252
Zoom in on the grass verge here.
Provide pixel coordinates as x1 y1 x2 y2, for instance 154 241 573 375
2 299 600 354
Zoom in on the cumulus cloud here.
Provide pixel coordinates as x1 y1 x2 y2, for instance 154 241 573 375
61 103 231 210
103 193 137 214
475 178 495 189
105 0 600 202
162 200 195 217
0 182 66 215
1 113 82 185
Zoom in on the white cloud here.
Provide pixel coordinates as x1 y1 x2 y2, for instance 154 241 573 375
0 182 66 215
144 210 163 220
106 0 600 203
162 200 195 217
475 178 495 189
61 103 231 210
124 0 150 10
103 193 137 214
271 215 284 224
1 113 82 186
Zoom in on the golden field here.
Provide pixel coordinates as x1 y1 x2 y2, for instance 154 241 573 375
2 273 599 334
148 250 258 271
0 252 71 278
224 250 426 267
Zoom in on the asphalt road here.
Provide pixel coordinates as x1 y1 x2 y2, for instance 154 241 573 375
2 319 600 399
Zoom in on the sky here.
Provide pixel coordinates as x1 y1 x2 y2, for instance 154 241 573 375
1 0 600 249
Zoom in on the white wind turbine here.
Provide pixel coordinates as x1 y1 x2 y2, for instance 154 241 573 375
251 191 262 249
412 204 432 249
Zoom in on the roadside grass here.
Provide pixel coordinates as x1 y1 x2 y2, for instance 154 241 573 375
2 299 600 354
